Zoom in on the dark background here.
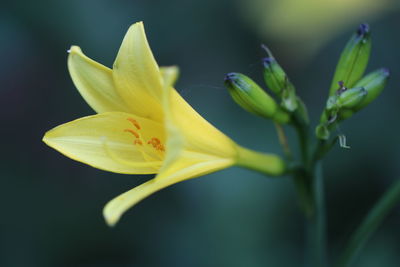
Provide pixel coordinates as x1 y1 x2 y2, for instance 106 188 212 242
1 0 400 266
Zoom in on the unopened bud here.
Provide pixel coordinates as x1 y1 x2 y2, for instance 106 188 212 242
224 72 289 123
326 95 339 111
338 109 355 120
324 86 367 121
262 46 297 111
329 23 371 95
352 68 390 111
337 87 367 109
316 125 330 140
262 57 287 96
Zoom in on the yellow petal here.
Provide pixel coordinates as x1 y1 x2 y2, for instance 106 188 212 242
169 90 238 158
103 67 237 226
160 66 238 159
156 151 234 182
160 66 238 179
67 46 130 113
103 156 233 226
43 112 166 174
112 21 164 121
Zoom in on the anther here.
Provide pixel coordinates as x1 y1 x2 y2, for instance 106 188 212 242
124 129 139 138
127 118 141 130
148 138 161 146
133 139 143 145
156 144 165 151
146 138 165 151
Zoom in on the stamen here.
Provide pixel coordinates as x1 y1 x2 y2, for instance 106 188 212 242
148 137 160 145
156 144 165 151
147 138 165 151
123 127 163 161
127 118 141 130
124 129 139 138
101 137 162 170
133 139 143 145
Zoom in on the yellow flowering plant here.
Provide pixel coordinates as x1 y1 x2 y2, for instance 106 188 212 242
43 22 285 227
43 21 399 267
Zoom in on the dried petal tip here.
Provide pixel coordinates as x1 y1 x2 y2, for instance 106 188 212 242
382 68 390 76
357 23 370 36
260 44 273 57
262 57 275 66
224 72 236 82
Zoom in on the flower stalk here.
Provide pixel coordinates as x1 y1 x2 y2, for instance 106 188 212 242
236 146 286 176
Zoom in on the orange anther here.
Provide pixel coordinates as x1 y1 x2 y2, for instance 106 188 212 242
127 118 141 130
124 129 139 138
146 137 165 151
147 138 154 146
133 139 143 145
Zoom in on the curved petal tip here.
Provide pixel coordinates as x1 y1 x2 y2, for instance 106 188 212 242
103 203 120 227
67 45 82 54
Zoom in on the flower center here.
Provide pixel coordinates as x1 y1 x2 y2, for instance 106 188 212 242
124 117 165 161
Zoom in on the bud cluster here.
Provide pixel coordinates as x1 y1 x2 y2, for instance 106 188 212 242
223 23 389 147
224 46 308 125
316 24 389 140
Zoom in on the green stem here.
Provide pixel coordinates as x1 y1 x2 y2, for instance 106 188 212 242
336 179 400 267
274 122 293 160
312 162 327 266
292 114 312 215
236 146 286 176
292 108 309 162
292 111 327 267
296 124 309 164
295 162 327 267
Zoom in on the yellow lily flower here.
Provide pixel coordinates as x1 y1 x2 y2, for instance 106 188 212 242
43 22 285 226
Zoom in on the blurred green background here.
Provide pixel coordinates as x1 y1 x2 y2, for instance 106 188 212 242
1 0 400 266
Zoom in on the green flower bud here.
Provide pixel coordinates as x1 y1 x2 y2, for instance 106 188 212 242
316 124 330 140
281 84 298 112
317 99 340 140
262 53 298 112
337 87 367 109
262 56 287 96
337 69 389 120
224 72 289 123
326 95 339 111
295 97 310 125
352 68 390 111
329 23 371 95
338 109 355 120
